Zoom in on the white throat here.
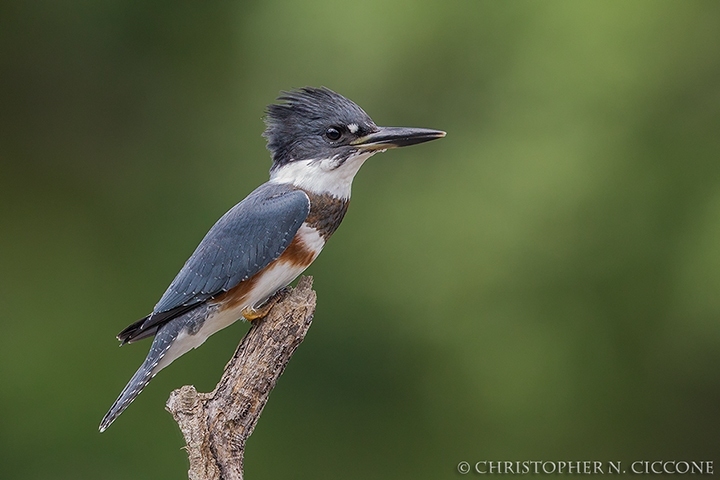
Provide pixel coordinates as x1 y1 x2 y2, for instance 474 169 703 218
269 150 377 199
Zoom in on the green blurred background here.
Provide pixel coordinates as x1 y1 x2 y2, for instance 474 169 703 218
1 0 719 478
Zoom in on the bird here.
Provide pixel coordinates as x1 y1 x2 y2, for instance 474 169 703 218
99 86 445 432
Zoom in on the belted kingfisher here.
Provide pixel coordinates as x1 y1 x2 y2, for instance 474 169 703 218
99 86 445 432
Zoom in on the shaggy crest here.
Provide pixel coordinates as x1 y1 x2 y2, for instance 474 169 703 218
263 87 376 168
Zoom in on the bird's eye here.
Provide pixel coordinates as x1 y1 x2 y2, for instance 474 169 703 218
325 127 342 141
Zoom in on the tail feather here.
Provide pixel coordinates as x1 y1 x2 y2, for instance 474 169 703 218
99 320 184 432
99 359 156 432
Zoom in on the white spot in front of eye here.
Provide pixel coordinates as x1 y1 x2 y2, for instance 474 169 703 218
347 123 359 134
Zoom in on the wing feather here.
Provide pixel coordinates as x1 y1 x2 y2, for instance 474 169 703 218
120 182 309 341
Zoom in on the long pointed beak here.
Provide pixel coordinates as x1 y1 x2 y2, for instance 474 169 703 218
351 126 446 150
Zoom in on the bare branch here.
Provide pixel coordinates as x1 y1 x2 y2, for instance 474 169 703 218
166 276 317 480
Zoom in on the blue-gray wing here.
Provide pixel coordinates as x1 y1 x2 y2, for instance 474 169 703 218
118 182 309 343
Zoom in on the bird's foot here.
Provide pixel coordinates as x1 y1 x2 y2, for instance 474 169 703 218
241 287 290 321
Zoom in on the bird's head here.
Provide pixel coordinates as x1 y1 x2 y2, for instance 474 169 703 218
264 87 445 198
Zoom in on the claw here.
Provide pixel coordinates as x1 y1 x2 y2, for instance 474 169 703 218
241 288 289 321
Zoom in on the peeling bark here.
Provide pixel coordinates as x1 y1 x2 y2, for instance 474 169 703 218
166 276 316 480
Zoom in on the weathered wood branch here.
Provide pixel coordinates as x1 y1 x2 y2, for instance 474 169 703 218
166 276 317 480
